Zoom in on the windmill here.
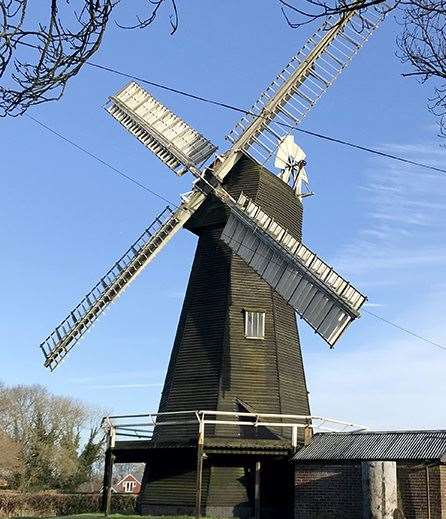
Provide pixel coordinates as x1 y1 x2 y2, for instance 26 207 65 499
39 5 387 518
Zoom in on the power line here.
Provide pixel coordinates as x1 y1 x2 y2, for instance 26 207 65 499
364 309 446 352
87 60 446 176
13 43 446 174
87 62 248 116
25 114 176 207
292 127 446 174
219 227 446 352
25 113 445 353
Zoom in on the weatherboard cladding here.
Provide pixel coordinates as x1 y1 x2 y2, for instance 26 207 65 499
293 431 446 461
139 452 294 516
140 156 309 511
206 464 251 508
138 449 209 510
206 457 292 517
153 155 309 444
152 227 231 441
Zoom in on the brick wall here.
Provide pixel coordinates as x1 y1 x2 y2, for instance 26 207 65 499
295 463 362 519
441 465 446 519
398 464 446 519
295 462 446 519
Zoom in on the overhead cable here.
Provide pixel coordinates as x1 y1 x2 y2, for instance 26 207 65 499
364 309 446 352
25 114 176 207
87 61 446 176
25 105 446 354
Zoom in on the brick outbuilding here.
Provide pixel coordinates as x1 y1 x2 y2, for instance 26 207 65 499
293 430 446 519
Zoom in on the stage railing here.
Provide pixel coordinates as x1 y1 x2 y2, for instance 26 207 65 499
100 410 366 517
102 409 366 448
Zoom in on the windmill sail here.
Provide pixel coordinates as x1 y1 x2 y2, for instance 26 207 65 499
221 194 366 346
225 6 387 167
40 190 206 371
107 82 217 176
39 4 382 369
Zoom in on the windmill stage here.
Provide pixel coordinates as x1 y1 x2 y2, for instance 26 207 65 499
37 4 446 519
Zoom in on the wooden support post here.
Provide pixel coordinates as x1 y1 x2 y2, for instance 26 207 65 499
195 419 205 519
291 426 298 450
254 460 261 519
101 425 116 516
303 425 313 446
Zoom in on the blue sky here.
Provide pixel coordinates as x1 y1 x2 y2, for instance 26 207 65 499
1 0 445 430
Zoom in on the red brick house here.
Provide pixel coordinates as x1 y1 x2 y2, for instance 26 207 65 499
113 474 141 494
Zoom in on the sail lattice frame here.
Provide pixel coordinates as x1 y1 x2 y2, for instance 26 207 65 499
40 191 206 370
225 6 388 169
221 194 366 346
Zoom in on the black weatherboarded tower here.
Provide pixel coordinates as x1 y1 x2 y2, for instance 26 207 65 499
37 5 386 518
139 156 310 517
160 156 309 425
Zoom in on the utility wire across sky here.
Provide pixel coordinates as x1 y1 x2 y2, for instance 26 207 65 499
25 114 176 207
87 61 446 176
25 110 446 353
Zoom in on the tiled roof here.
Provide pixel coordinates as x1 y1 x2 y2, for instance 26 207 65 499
293 430 446 462
114 473 141 486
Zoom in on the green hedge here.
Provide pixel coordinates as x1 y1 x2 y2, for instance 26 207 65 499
0 492 137 517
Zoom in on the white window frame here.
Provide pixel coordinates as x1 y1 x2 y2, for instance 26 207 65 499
244 310 265 339
124 480 136 493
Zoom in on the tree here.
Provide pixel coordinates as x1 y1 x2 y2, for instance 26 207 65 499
1 1 444 134
113 462 145 484
398 0 446 134
279 0 446 135
0 429 23 486
0 383 105 491
0 0 178 116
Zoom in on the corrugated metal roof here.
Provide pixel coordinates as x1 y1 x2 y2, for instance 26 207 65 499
293 430 446 462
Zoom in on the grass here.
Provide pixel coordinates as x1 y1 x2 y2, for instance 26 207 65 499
14 514 215 519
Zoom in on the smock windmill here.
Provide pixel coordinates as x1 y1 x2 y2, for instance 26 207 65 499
39 5 387 517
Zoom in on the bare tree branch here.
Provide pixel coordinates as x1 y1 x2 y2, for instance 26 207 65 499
116 0 178 33
0 0 114 116
397 0 446 135
1 0 444 136
0 0 179 117
279 0 446 135
0 383 105 491
278 0 395 27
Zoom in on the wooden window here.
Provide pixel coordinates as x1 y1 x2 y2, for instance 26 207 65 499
124 480 135 493
244 310 265 339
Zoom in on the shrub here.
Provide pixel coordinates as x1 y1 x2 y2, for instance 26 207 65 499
0 491 136 517
110 494 137 515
